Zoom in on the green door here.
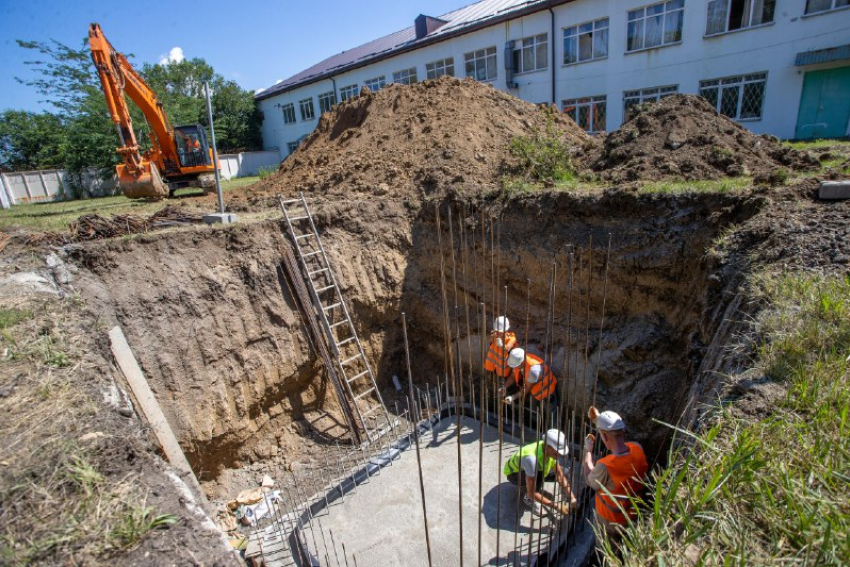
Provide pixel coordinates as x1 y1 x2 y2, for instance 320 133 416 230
795 67 850 139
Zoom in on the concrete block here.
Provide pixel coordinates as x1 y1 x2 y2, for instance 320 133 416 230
203 212 239 225
818 181 850 200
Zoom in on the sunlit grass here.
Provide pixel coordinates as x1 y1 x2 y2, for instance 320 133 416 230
638 176 752 194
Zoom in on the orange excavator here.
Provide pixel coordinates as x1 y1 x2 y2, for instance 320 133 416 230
88 23 217 199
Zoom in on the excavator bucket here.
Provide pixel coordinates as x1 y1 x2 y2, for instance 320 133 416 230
117 161 168 200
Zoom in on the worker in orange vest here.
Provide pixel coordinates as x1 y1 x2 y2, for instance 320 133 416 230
483 316 516 378
501 347 557 406
582 406 649 546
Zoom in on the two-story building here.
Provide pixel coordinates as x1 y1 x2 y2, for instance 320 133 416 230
256 0 850 160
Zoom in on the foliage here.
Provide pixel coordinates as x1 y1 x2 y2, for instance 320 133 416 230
638 176 752 194
0 111 67 171
257 165 277 180
603 272 850 565
0 308 33 329
508 113 576 182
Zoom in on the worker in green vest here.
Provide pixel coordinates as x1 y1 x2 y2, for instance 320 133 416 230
503 429 577 517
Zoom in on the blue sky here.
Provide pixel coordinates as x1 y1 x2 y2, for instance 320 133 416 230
0 0 471 113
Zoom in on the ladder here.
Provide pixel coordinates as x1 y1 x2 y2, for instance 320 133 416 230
279 193 393 445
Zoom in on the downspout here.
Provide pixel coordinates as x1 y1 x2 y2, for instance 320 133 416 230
331 77 338 104
548 3 556 105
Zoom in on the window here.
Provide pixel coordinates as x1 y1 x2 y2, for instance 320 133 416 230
299 98 315 121
706 0 775 35
699 73 767 120
281 103 296 124
364 76 386 91
627 0 684 52
563 96 607 133
806 0 850 13
426 58 455 79
564 18 609 65
339 84 359 101
623 85 678 119
465 47 498 81
393 67 418 85
318 91 336 114
513 34 548 73
287 141 299 155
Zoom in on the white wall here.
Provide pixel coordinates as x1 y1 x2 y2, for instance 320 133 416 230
259 0 850 146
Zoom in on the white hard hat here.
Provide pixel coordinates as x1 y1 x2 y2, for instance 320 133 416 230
493 316 510 332
507 348 525 368
596 410 626 431
545 429 568 456
527 364 543 383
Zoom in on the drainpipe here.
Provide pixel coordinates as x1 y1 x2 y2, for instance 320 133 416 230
548 3 556 106
331 77 338 104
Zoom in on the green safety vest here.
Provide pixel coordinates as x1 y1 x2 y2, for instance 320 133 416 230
503 441 555 478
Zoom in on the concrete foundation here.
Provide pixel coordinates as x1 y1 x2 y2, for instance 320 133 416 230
819 181 850 200
203 212 239 225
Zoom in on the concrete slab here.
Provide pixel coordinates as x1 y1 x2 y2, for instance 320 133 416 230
203 212 239 225
294 415 586 567
819 181 850 200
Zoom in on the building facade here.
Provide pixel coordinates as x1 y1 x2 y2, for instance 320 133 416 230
256 0 850 159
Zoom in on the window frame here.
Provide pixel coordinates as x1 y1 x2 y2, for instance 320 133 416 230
364 76 387 91
513 33 549 74
281 103 296 124
626 0 685 53
705 0 776 36
464 46 498 82
392 67 418 85
804 0 850 15
563 18 609 66
698 72 768 121
286 141 299 155
562 95 607 133
425 57 455 80
623 85 679 120
339 84 359 101
318 91 337 115
298 98 315 121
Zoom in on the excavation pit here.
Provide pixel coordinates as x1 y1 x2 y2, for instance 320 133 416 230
246 410 594 567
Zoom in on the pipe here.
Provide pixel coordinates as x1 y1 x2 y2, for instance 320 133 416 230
548 3 557 105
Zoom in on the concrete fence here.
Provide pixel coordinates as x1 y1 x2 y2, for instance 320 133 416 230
0 150 282 208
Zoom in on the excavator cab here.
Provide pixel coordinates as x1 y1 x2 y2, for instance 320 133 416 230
174 124 211 168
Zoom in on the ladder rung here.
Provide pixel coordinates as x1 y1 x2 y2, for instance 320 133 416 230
289 215 309 221
295 234 314 240
355 387 376 401
341 353 361 365
323 302 342 312
336 336 356 347
281 199 300 205
303 251 321 258
330 320 349 329
361 405 382 418
347 370 369 383
309 267 329 276
315 285 334 293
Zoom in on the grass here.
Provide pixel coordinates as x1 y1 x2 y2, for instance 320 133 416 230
0 307 32 329
602 272 850 565
784 139 850 152
638 176 753 194
0 175 260 232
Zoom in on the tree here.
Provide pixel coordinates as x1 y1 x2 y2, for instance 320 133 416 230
0 110 67 171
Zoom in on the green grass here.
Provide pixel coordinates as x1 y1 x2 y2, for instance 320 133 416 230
638 176 753 195
0 308 32 329
604 272 850 565
0 176 260 232
784 139 850 152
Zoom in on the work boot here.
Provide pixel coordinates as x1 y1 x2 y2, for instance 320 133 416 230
523 496 542 517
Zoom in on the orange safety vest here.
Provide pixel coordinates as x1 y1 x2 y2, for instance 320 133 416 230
594 442 648 525
512 353 557 401
483 332 516 377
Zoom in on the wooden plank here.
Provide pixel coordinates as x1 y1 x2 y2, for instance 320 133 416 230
109 325 206 502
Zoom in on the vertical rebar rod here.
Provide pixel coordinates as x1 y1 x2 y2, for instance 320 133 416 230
341 542 352 567
494 285 509 561
328 528 343 567
477 302 486 567
591 233 613 407
403 313 433 567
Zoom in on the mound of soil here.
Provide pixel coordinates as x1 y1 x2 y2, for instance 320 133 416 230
589 95 818 183
244 76 591 201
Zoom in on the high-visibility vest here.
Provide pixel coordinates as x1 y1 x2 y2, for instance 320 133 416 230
594 442 648 525
483 332 516 377
512 353 557 401
503 440 555 478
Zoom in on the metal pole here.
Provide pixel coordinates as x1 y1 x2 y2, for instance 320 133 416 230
203 81 224 214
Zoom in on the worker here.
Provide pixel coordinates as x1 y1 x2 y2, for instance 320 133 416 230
502 347 557 407
188 136 201 152
483 316 516 378
582 406 648 545
504 429 577 517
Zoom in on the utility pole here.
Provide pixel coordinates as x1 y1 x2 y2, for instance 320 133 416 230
202 81 237 225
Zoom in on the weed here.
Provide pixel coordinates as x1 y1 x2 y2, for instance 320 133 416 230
638 177 752 194
508 111 577 182
0 308 32 329
257 166 277 180
109 506 178 550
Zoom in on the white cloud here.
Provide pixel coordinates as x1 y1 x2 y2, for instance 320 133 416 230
254 87 266 94
158 46 185 65
275 79 283 84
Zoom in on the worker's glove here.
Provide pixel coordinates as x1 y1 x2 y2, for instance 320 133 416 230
588 406 600 424
495 337 504 348
504 395 514 405
556 503 572 516
584 433 595 453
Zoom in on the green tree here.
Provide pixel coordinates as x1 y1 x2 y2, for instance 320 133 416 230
0 110 67 171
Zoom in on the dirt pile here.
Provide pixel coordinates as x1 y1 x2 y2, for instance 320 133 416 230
245 76 591 201
590 95 818 183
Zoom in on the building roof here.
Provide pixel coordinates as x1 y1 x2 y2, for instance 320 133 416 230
256 0 563 100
